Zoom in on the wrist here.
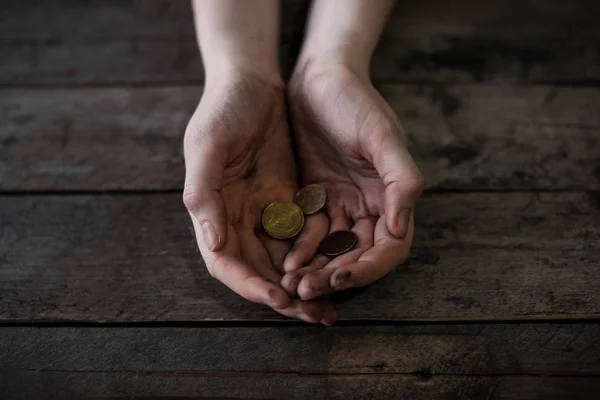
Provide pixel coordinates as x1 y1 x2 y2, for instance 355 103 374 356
294 28 374 82
201 36 284 88
292 45 371 87
201 39 282 86
192 0 282 85
293 0 394 83
204 61 283 89
203 65 284 99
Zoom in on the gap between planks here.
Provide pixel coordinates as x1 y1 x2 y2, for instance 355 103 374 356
4 315 600 327
5 368 599 379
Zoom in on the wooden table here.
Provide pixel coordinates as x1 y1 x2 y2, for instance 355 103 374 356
1 1 600 398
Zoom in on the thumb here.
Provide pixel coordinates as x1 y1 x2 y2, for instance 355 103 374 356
372 132 424 239
183 143 228 252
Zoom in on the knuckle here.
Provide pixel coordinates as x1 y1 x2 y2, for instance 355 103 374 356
405 170 425 195
207 257 224 280
297 282 313 300
182 188 203 212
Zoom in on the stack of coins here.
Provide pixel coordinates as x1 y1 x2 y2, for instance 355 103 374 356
262 184 357 257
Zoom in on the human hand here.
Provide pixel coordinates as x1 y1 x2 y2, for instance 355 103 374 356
281 61 424 300
183 72 337 324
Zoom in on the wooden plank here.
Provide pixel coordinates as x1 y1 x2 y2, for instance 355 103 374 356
2 324 600 375
0 40 206 85
2 0 600 84
1 371 599 400
1 193 598 322
4 36 600 85
1 85 599 191
0 87 196 191
0 0 305 40
3 0 598 41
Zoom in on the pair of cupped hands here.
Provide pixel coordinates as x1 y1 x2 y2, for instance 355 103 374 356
183 61 424 325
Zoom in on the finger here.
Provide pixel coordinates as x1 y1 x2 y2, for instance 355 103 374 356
322 217 375 271
298 218 375 300
307 254 331 270
331 214 414 291
274 297 338 326
239 229 282 283
280 257 327 296
328 207 352 233
282 204 346 297
183 144 228 251
258 232 291 274
211 254 290 309
370 130 424 239
283 213 329 272
297 268 336 301
192 216 291 309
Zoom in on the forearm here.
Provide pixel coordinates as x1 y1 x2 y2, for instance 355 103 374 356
192 0 281 83
296 0 395 78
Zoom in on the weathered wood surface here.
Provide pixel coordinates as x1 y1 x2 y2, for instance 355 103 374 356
3 324 600 397
0 2 599 399
2 324 600 374
2 85 599 191
2 0 600 84
3 0 599 40
1 193 598 322
1 371 599 400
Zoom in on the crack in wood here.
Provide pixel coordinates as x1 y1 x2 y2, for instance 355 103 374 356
6 367 600 378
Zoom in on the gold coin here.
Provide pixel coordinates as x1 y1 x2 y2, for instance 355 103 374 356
295 184 326 215
262 200 305 239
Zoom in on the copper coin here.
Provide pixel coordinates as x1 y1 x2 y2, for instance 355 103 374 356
262 200 305 239
295 184 326 215
319 230 358 256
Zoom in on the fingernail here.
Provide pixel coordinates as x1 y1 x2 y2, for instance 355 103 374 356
201 221 219 251
321 308 338 326
333 271 351 287
299 281 321 301
283 274 302 296
266 288 279 308
397 209 412 238
266 288 287 309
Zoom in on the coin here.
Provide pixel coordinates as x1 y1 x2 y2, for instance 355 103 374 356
319 230 358 256
262 200 305 239
295 184 326 215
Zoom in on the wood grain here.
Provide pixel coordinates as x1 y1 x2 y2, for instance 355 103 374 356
3 0 598 41
2 325 599 374
2 85 599 190
2 4 599 399
1 371 599 400
2 0 600 84
1 193 598 322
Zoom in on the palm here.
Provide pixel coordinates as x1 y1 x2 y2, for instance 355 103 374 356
215 80 297 274
293 69 396 227
282 67 422 300
184 75 337 324
296 126 385 225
